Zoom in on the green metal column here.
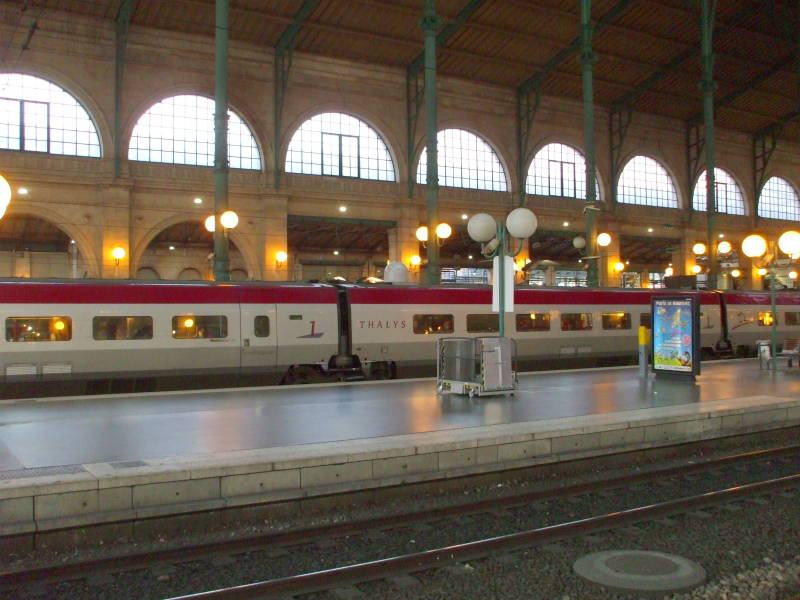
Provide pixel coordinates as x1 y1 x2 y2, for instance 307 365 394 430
701 0 717 289
421 0 442 285
113 0 133 179
580 0 599 287
213 0 230 282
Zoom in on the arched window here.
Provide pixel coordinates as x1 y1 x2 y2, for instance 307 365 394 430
617 156 678 208
692 168 745 215
0 73 100 157
129 95 260 169
758 176 800 221
285 112 395 181
526 142 600 200
417 129 507 192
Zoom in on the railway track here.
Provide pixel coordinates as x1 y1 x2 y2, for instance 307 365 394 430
2 444 799 599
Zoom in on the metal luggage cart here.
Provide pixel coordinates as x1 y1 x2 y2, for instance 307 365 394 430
436 336 516 397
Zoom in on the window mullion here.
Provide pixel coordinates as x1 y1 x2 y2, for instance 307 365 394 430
19 99 25 151
338 132 343 177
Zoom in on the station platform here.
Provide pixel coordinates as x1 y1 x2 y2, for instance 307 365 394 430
1 360 799 535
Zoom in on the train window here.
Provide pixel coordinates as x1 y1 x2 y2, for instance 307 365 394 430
93 316 153 340
602 313 631 330
757 312 774 327
413 314 454 335
6 317 72 342
561 313 592 331
171 315 228 339
254 316 270 337
639 313 651 328
466 314 498 333
786 312 800 326
516 312 550 332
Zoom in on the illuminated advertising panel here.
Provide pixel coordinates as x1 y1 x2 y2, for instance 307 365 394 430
651 295 700 378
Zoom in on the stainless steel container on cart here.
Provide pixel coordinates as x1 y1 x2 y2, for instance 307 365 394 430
436 336 516 397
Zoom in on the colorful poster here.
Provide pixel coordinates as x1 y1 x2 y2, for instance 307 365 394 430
652 296 697 374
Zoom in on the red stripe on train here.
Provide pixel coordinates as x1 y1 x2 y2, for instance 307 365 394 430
0 282 338 304
347 287 721 305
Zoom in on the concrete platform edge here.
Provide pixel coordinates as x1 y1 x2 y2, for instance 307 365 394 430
2 394 799 533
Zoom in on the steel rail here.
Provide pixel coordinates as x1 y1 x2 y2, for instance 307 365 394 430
166 473 800 599
1 443 798 589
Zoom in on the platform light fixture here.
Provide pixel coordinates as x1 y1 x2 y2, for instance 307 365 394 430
17 187 28 195
193 197 203 204
111 246 126 262
596 232 611 247
664 266 674 277
416 223 452 245
614 261 625 273
409 254 422 267
692 242 707 255
790 271 798 280
731 269 741 278
717 240 732 254
691 264 702 274
339 205 347 213
276 251 288 264
205 211 239 233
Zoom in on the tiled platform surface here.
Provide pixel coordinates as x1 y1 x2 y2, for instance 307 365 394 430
1 361 799 534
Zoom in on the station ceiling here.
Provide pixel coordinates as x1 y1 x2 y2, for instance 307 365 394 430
18 0 800 142
2 1 795 268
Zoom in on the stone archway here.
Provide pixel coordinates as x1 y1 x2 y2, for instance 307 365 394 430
138 220 249 281
0 214 90 278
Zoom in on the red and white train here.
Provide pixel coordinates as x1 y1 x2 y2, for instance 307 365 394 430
1 279 798 399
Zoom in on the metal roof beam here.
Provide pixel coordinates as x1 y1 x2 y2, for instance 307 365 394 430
275 0 318 51
688 55 795 126
407 0 487 78
611 5 755 109
518 0 633 97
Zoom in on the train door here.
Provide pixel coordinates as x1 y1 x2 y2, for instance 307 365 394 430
240 304 278 372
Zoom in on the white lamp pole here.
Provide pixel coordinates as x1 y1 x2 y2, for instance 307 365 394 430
468 208 537 337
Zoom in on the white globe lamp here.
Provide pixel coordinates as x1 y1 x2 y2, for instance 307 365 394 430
467 213 497 243
572 236 586 250
505 207 537 239
204 215 216 232
435 222 452 240
597 232 612 247
220 210 239 230
778 230 800 256
415 225 428 242
717 240 732 254
741 234 767 258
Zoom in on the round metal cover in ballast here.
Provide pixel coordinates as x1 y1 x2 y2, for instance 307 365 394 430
573 550 706 597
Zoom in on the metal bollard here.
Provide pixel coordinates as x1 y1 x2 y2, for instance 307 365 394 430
638 325 650 378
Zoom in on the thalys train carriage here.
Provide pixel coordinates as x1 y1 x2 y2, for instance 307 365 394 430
1 278 798 399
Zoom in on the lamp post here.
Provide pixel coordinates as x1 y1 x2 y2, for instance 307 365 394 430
205 210 239 280
741 231 800 370
467 208 537 336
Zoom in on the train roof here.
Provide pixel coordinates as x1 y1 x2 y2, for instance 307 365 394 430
345 283 723 305
0 279 338 304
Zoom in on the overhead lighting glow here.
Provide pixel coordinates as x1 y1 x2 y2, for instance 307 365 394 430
193 197 203 204
17 187 28 195
339 205 347 213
